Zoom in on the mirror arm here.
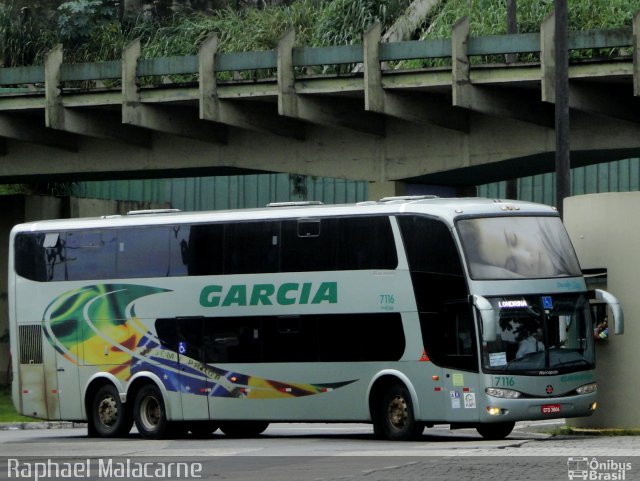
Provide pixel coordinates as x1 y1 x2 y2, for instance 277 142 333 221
594 289 624 335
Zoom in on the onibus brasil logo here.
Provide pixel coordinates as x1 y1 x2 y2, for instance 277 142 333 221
567 457 632 480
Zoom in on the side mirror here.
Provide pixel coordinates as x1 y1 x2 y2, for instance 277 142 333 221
594 289 624 335
473 295 497 342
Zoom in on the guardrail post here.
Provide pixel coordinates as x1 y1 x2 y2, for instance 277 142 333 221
452 16 471 109
122 39 141 125
198 34 219 121
634 12 640 96
540 11 555 103
44 44 64 129
277 28 297 118
364 21 384 113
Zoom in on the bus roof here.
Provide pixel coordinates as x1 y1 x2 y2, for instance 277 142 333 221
11 197 558 233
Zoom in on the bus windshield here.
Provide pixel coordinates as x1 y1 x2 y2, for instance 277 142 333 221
457 216 582 280
480 294 595 374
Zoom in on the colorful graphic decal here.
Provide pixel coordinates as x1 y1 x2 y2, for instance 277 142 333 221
43 284 356 399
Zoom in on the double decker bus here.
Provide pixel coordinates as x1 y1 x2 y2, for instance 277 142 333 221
8 196 623 441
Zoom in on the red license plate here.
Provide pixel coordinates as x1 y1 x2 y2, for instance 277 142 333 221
541 404 561 414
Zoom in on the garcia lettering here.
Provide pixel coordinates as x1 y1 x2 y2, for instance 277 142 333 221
200 282 338 307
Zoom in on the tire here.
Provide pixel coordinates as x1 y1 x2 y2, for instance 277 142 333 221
476 421 515 440
133 384 170 439
218 421 269 438
188 422 219 438
89 384 133 438
373 384 423 441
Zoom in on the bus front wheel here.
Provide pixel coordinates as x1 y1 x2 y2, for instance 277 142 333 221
89 384 133 438
374 384 424 441
133 384 169 439
476 422 515 440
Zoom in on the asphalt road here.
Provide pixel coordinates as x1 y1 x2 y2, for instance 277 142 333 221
0 422 638 480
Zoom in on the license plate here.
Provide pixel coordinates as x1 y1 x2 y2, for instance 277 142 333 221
541 404 561 414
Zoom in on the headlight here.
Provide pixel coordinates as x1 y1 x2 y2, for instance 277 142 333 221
485 387 522 399
576 382 597 395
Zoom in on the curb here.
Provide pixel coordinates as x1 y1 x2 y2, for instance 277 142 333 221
0 422 86 431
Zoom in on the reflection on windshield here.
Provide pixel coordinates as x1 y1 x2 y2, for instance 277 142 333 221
481 295 594 373
457 216 582 280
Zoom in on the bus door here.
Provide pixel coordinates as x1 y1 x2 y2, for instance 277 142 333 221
175 318 210 420
50 319 82 420
440 302 481 423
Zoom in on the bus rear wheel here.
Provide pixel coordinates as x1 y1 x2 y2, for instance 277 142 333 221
218 421 269 438
90 384 132 438
476 422 515 440
374 384 423 441
133 384 169 439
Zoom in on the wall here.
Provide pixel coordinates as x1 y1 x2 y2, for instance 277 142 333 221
564 192 640 428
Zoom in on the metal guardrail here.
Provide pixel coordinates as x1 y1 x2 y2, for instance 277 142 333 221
0 26 635 86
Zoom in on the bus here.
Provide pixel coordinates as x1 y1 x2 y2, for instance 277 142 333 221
8 196 624 441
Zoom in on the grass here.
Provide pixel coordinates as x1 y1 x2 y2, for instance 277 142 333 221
547 425 640 436
0 387 38 423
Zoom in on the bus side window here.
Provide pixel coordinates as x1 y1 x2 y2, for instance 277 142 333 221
337 217 398 270
203 318 261 363
185 224 224 276
281 219 338 272
417 302 478 371
224 221 280 274
66 230 117 281
117 227 169 278
398 215 475 371
15 232 66 282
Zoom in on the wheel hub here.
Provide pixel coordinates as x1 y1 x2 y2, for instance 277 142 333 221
140 396 161 430
388 395 408 430
97 395 118 427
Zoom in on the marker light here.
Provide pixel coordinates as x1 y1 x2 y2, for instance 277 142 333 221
486 407 509 416
485 387 522 399
590 401 598 411
576 383 597 395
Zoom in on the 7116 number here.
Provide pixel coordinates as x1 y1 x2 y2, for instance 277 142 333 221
494 376 515 387
379 294 395 304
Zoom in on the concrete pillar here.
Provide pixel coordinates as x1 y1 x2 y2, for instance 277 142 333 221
0 195 64 386
368 181 406 201
564 192 640 428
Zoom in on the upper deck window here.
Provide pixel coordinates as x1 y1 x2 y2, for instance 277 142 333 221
456 216 582 280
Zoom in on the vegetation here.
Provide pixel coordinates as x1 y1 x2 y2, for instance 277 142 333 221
0 0 638 71
548 425 640 436
0 0 410 67
0 387 36 423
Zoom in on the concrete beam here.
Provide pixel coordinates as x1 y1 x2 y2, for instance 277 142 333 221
569 82 640 123
452 17 553 128
0 113 77 151
44 44 150 148
123 39 227 144
542 13 638 123
363 22 468 132
198 34 304 140
277 29 385 137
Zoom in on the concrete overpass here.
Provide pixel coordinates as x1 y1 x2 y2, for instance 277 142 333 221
1 12 640 198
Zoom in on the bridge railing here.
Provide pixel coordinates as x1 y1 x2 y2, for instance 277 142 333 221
0 13 637 89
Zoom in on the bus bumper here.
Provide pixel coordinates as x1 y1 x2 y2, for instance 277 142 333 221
479 391 598 423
